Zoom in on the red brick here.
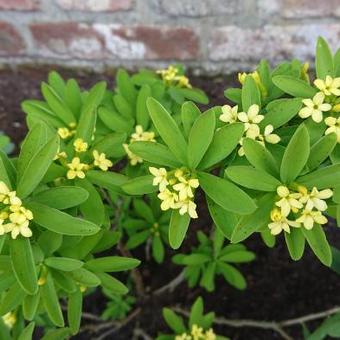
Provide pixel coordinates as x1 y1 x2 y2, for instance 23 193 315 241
29 23 105 59
56 0 132 12
282 0 340 18
0 22 25 55
94 25 199 60
0 0 38 10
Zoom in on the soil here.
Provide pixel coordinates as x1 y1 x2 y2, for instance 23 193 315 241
1 66 340 340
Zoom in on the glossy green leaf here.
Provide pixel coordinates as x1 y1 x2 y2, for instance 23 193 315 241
26 202 100 236
198 172 257 215
280 124 310 184
45 257 83 271
97 272 129 295
23 292 40 321
69 268 101 287
0 282 26 315
188 109 216 169
298 164 340 189
147 97 188 164
68 288 83 334
136 84 151 129
98 106 134 133
242 75 261 111
169 210 191 249
284 228 305 261
85 256 140 272
18 321 35 340
10 238 38 295
316 36 334 79
122 175 157 195
272 75 317 98
181 101 201 137
163 308 186 333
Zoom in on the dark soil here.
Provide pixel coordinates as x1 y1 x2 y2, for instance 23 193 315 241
1 66 340 340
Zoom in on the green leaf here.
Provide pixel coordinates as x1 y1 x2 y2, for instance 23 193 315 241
298 164 340 189
98 106 134 133
169 210 191 249
302 225 332 266
162 308 186 333
10 238 38 295
218 262 246 290
65 79 82 118
45 257 83 271
26 202 100 236
68 288 83 335
280 124 310 184
97 272 129 294
284 228 305 261
219 250 255 263
41 82 75 124
136 84 151 129
226 166 281 191
243 138 278 177
48 71 65 97
126 230 150 249
0 156 12 190
76 82 106 143
129 141 182 168
198 172 257 215
18 321 35 340
200 262 216 291
32 186 89 210
41 328 70 340
199 123 244 170
152 235 164 263
133 198 154 223
272 75 317 98
261 98 302 129
207 197 238 240
231 193 275 243
189 297 204 328
86 170 128 194
122 175 157 195
181 254 211 265
41 273 64 327
0 150 16 188
147 97 188 164
75 178 105 226
23 292 40 320
69 268 100 287
117 69 137 104
181 101 201 137
242 75 261 111
176 88 209 104
17 134 59 198
0 282 26 315
85 256 140 272
316 36 334 79
90 132 126 158
306 133 337 171
188 109 216 169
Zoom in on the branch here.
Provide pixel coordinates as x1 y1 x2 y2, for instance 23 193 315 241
153 270 185 296
172 305 340 340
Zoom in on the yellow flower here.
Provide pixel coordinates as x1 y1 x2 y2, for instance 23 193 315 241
178 199 198 219
191 324 204 340
173 177 199 201
158 189 179 211
130 125 155 143
176 75 192 88
299 92 331 123
73 138 88 153
2 312 16 328
58 127 72 139
237 104 264 133
299 187 333 212
268 208 300 235
157 65 178 83
296 209 328 230
175 333 191 340
275 186 303 216
93 150 113 171
123 144 143 166
325 116 340 143
205 329 217 340
220 105 239 124
149 167 169 191
66 157 87 179
314 76 340 96
261 125 281 144
53 151 67 160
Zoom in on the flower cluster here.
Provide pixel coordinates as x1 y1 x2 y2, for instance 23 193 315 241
149 167 199 219
54 138 112 180
298 76 340 142
156 65 192 88
0 182 33 239
238 70 267 97
219 103 280 156
123 125 156 166
175 324 216 340
57 122 77 139
268 185 333 235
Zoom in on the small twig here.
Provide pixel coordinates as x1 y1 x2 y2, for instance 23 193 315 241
133 327 153 340
153 271 185 296
172 305 340 340
95 307 141 340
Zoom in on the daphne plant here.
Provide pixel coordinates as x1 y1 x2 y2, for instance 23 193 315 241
122 97 256 249
157 296 228 340
173 229 255 291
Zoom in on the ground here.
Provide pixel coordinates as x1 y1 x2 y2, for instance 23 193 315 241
1 66 340 340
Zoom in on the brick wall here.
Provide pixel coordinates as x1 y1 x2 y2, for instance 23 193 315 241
0 0 339 74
